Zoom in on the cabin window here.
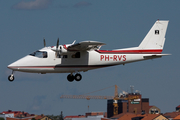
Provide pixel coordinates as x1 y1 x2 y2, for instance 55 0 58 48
63 55 68 58
56 52 61 58
72 52 80 58
29 51 48 58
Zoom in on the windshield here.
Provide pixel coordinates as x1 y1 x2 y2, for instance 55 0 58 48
29 51 48 58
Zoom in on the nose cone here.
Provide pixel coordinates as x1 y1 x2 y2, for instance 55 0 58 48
7 55 30 71
8 63 13 69
8 60 21 70
8 62 18 70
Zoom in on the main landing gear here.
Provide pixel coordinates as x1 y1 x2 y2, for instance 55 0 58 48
8 71 82 82
8 71 15 82
67 73 82 82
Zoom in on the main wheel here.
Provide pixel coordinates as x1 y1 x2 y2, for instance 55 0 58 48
67 74 74 82
75 74 82 81
8 75 15 82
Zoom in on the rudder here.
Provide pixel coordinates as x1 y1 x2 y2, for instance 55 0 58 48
139 20 169 50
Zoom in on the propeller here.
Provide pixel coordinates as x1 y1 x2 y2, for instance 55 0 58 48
55 38 60 57
43 38 46 47
56 38 59 50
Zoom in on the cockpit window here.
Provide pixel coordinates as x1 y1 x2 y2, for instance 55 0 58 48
29 51 48 58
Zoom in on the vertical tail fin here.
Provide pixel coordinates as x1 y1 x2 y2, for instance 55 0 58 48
139 20 169 50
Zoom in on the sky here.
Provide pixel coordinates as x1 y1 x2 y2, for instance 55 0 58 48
0 0 180 117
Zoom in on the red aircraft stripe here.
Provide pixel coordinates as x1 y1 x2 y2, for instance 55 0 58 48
96 49 162 54
8 65 114 69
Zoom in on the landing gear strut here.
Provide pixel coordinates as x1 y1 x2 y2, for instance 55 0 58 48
67 73 82 82
8 71 15 82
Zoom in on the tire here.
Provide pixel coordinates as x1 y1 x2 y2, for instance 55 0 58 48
8 75 14 82
75 74 82 81
67 74 74 82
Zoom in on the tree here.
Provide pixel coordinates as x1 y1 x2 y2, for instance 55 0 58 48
0 117 5 120
31 118 36 120
59 111 64 120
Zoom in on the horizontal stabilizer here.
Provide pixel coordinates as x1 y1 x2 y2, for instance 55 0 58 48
143 54 171 59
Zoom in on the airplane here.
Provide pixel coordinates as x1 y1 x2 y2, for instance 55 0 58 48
7 20 170 82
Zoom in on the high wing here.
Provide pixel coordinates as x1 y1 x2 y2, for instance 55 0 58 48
67 41 106 51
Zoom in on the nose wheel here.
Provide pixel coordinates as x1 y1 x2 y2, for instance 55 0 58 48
8 71 15 82
67 73 82 82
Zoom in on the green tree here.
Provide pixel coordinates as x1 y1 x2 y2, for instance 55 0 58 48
0 117 5 120
59 111 64 120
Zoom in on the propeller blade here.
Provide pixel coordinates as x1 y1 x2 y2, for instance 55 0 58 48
56 38 59 49
43 38 46 47
55 38 60 57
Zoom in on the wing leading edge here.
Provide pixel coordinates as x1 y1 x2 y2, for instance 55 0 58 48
67 41 106 51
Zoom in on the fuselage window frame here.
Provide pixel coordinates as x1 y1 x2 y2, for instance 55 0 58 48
71 52 80 58
63 55 68 58
29 51 48 58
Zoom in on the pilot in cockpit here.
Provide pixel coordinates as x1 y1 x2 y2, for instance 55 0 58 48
43 52 47 58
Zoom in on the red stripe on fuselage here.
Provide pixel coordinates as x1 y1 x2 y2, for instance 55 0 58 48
8 65 114 69
96 49 162 54
9 66 55 68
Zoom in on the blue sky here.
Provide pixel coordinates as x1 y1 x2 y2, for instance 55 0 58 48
0 0 180 116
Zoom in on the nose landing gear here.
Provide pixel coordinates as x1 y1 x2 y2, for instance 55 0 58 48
8 71 15 82
67 73 82 82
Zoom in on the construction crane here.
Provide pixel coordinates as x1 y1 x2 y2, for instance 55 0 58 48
60 85 139 116
60 85 120 115
60 95 114 100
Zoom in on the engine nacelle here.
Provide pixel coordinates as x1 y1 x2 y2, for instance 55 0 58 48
59 45 68 55
51 45 73 55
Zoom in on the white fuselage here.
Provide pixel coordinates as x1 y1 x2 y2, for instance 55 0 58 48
7 47 161 74
7 20 169 82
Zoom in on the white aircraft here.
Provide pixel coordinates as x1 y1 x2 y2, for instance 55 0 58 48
8 20 170 82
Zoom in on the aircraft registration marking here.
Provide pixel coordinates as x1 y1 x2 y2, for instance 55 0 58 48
100 55 126 61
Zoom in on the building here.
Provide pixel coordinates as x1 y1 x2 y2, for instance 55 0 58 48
176 105 180 112
64 115 86 120
0 110 52 120
173 114 180 120
6 117 35 120
85 112 106 118
164 112 180 120
149 106 161 114
64 112 106 120
111 113 135 119
0 114 14 120
66 116 104 120
107 93 149 118
108 113 168 120
5 115 52 120
139 114 168 120
1 110 34 118
34 114 52 120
